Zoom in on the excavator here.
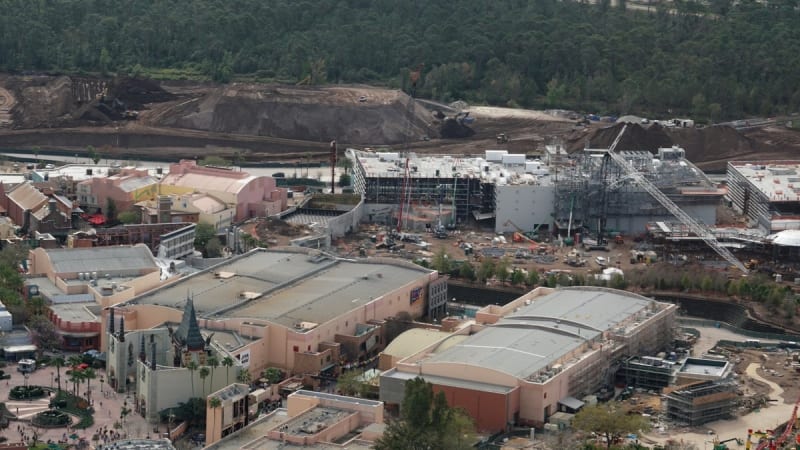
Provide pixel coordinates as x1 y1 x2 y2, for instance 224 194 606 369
712 437 743 450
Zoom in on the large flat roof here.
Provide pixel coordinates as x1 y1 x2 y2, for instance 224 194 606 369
49 302 97 323
43 245 158 275
352 150 552 186
130 250 431 329
425 288 655 379
729 161 800 202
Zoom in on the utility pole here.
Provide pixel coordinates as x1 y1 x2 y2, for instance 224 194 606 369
330 140 337 194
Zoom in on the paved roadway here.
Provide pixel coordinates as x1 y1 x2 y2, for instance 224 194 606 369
2 361 152 448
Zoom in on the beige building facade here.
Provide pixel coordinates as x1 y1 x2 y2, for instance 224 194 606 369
381 287 677 432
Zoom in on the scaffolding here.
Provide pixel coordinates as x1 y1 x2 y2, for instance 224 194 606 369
351 151 507 225
665 380 737 426
617 356 677 390
553 147 722 235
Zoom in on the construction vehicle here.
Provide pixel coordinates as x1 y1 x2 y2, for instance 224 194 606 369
603 125 749 274
396 63 424 232
496 133 508 144
564 249 587 267
582 237 609 251
614 235 624 245
713 437 743 450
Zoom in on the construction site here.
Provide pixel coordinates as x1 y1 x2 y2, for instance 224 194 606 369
552 145 723 236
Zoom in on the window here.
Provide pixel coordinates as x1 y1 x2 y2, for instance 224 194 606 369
293 346 299 353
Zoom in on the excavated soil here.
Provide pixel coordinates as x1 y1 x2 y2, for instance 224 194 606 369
567 121 800 171
3 73 800 168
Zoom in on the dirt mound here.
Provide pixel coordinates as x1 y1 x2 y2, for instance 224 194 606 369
669 125 756 162
110 77 175 109
567 122 672 152
439 117 475 138
144 84 437 145
9 76 76 128
566 122 767 170
3 75 176 129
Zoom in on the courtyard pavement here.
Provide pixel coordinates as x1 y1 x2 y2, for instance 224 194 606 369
1 360 153 448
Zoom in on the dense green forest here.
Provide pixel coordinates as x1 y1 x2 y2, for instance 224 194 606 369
2 0 800 118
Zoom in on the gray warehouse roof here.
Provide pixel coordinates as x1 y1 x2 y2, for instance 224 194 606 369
131 250 433 328
44 245 159 275
425 288 655 379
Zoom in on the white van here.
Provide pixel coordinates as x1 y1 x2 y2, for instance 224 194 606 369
17 359 37 373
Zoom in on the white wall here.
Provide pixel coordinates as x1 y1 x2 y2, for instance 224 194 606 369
495 185 554 233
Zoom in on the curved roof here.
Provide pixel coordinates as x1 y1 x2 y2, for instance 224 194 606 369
382 328 451 360
770 229 800 247
424 287 656 379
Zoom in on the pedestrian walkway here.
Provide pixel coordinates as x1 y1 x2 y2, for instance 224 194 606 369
5 397 50 421
2 360 153 447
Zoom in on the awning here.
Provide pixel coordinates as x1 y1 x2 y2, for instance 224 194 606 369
558 396 585 411
3 344 37 353
320 362 336 372
57 330 100 338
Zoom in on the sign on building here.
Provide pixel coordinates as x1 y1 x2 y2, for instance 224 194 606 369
238 349 251 368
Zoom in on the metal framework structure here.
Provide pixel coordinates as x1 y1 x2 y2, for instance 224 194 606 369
605 125 748 274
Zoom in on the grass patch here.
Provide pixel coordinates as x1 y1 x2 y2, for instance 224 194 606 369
53 391 94 429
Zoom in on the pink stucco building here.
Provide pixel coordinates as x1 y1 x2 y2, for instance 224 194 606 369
77 168 159 214
380 287 677 432
160 160 287 221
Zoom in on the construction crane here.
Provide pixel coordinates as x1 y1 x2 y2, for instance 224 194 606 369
329 140 337 194
751 392 800 449
396 63 424 232
604 125 749 274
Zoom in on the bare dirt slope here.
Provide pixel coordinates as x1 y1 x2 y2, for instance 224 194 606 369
3 73 800 167
141 83 436 145
567 122 800 171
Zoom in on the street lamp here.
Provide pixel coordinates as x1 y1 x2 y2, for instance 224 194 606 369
100 376 104 394
23 373 30 401
50 372 54 389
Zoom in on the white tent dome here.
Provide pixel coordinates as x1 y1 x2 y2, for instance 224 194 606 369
770 229 800 247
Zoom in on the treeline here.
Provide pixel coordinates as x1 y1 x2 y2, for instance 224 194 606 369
426 250 798 321
2 0 800 118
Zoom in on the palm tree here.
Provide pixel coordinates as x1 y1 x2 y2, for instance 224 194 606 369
186 360 198 397
199 367 210 396
208 356 219 392
209 396 222 440
237 370 251 384
67 355 84 396
53 356 65 392
68 369 83 397
83 368 96 401
208 398 225 437
222 357 234 385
